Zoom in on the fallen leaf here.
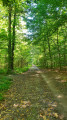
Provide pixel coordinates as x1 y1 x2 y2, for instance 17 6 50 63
53 112 58 118
47 113 51 116
40 114 48 120
61 80 66 83
21 105 27 108
13 104 19 107
17 110 19 112
47 108 51 112
43 116 47 120
59 115 64 119
21 101 31 105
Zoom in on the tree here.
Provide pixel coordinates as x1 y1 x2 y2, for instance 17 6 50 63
1 0 28 72
24 0 67 70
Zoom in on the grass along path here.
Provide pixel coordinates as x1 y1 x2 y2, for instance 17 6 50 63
0 68 67 120
0 76 12 101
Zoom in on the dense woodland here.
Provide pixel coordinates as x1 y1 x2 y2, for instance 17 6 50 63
0 0 67 73
0 1 67 119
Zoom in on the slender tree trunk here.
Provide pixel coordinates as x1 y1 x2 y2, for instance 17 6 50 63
8 4 12 72
53 55 56 68
21 58 23 68
57 28 61 70
18 60 19 67
43 40 47 67
46 20 52 68
11 8 16 70
64 39 66 67
64 24 67 67
47 35 52 68
61 25 67 68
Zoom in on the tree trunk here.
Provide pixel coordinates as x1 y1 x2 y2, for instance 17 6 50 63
43 40 47 67
47 35 52 68
64 24 67 67
11 8 16 70
8 4 12 72
57 28 61 70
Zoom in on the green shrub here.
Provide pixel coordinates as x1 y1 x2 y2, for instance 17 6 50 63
0 69 7 74
0 76 12 101
15 66 30 73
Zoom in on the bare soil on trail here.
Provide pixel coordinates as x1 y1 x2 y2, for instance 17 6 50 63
0 68 67 120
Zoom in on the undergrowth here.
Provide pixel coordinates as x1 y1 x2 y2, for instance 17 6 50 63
0 69 7 74
14 66 31 74
0 75 12 101
0 66 31 100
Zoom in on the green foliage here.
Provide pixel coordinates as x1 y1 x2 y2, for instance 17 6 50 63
0 75 12 100
24 0 67 70
14 66 31 73
0 0 67 72
0 76 12 90
0 69 7 74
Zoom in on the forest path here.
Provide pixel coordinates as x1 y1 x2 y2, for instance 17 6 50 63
0 67 67 120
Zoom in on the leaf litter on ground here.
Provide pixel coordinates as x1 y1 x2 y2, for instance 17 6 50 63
0 69 67 120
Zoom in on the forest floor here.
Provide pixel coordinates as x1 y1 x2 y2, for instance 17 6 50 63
0 66 67 120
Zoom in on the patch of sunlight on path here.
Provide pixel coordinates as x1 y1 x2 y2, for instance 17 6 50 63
28 65 67 116
41 73 67 117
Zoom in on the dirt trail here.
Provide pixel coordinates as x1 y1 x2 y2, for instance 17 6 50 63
41 70 67 117
0 67 67 120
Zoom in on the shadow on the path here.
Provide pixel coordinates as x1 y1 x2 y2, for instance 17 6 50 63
0 67 67 120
